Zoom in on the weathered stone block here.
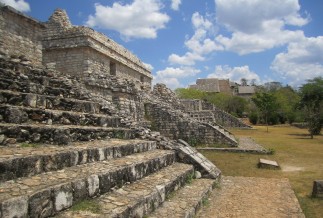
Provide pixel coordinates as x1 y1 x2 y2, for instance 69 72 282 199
258 158 280 169
87 174 100 197
1 196 28 218
52 183 73 212
29 189 54 217
312 180 323 198
71 179 88 203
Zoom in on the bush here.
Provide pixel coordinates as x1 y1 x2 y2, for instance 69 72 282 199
249 112 258 125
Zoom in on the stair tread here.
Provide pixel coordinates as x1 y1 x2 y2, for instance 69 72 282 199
0 139 157 182
0 149 175 202
57 162 194 218
0 139 153 160
0 89 96 104
0 104 117 118
0 122 127 130
149 178 215 218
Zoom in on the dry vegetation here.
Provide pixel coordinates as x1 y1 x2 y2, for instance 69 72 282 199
200 125 323 218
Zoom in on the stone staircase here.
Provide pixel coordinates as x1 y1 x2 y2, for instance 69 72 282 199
0 57 219 217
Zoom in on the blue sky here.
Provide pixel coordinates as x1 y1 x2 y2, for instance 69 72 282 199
2 0 323 89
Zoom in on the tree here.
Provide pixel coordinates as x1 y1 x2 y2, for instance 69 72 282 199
240 78 248 86
273 86 300 124
175 88 206 100
298 77 323 138
252 92 279 132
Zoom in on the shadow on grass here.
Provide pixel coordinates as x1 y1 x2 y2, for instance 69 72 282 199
288 133 313 139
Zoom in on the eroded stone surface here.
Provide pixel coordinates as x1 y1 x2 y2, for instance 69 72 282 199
149 178 215 218
0 150 175 217
196 176 305 218
58 163 194 218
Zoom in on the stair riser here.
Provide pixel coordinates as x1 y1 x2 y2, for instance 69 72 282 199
0 91 103 114
110 167 194 218
0 142 156 182
0 105 121 127
0 78 86 100
0 125 136 145
0 152 176 218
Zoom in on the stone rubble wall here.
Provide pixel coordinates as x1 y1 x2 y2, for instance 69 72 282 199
181 99 251 128
0 6 44 66
144 102 237 146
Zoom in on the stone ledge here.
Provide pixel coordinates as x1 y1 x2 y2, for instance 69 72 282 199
0 139 156 182
149 178 215 218
0 104 121 127
57 162 194 217
0 149 175 217
0 123 136 145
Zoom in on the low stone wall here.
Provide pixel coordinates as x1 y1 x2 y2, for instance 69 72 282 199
181 99 251 128
144 102 237 146
0 6 44 66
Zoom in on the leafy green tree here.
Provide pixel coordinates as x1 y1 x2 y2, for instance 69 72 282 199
298 77 323 138
273 86 300 124
252 92 279 132
175 88 206 100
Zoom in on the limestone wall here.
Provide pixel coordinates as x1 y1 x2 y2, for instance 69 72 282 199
0 6 44 66
180 99 251 128
144 103 237 146
42 9 152 88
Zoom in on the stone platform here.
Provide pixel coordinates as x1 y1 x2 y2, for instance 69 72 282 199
197 176 305 218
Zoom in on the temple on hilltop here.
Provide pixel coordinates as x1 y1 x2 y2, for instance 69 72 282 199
0 6 152 90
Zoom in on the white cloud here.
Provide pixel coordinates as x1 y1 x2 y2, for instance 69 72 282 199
215 0 310 54
168 52 204 66
0 0 30 12
86 0 170 40
207 65 261 84
271 36 323 86
171 0 181 11
154 66 201 89
168 12 223 65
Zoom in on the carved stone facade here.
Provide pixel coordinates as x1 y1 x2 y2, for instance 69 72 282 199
0 6 152 89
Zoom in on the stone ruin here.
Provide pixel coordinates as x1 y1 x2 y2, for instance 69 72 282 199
0 5 247 217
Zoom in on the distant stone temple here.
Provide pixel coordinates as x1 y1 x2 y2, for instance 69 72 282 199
0 6 152 89
189 78 255 97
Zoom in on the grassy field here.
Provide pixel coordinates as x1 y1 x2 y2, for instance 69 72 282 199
200 125 323 218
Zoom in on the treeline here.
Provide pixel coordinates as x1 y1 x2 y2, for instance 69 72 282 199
175 77 323 137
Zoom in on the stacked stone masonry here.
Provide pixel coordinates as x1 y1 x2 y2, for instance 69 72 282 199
181 99 251 128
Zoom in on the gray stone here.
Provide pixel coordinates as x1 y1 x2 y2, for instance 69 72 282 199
258 158 280 169
53 184 73 212
5 107 28 124
1 196 28 218
312 180 323 198
29 189 54 217
195 171 202 179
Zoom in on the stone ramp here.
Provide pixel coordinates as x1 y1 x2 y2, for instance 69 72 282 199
0 149 175 217
57 163 194 217
196 176 305 218
0 139 156 182
149 178 215 218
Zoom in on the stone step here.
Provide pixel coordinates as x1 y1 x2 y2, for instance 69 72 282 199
0 139 156 182
149 178 215 218
0 104 121 127
56 163 194 218
0 123 136 145
0 62 89 100
0 77 88 101
0 149 176 218
0 90 108 115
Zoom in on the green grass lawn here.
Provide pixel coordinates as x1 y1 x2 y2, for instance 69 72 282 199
200 125 323 218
